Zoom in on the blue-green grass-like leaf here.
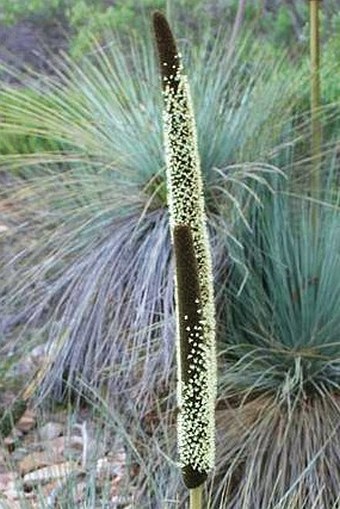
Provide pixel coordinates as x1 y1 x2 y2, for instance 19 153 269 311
221 180 340 397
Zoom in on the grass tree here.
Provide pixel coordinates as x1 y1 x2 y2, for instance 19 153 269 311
0 16 307 410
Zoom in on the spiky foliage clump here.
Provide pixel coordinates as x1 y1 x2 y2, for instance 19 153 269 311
212 164 340 508
0 20 306 406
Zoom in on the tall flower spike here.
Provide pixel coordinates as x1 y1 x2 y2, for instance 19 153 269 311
153 12 216 489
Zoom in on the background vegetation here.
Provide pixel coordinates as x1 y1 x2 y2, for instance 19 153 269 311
0 1 340 507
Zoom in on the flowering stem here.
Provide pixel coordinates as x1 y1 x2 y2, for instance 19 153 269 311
309 0 322 227
190 486 203 509
153 10 216 492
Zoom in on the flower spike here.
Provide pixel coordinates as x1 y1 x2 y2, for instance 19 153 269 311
153 12 216 490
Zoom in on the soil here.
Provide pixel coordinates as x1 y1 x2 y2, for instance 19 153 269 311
0 349 134 507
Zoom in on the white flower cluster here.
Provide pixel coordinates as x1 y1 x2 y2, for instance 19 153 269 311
163 62 216 479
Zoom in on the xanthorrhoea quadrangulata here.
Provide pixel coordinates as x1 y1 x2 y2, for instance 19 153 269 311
153 12 216 490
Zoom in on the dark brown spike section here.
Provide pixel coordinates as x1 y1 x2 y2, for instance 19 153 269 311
173 224 201 386
173 223 208 489
152 11 181 93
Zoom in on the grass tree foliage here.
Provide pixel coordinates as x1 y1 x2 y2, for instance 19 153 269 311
212 165 340 508
0 17 304 409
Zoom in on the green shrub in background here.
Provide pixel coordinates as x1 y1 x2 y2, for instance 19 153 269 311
66 0 164 58
1 0 339 60
0 0 62 24
0 0 202 58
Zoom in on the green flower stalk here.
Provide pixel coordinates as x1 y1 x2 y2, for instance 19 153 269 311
309 0 322 228
153 12 216 491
